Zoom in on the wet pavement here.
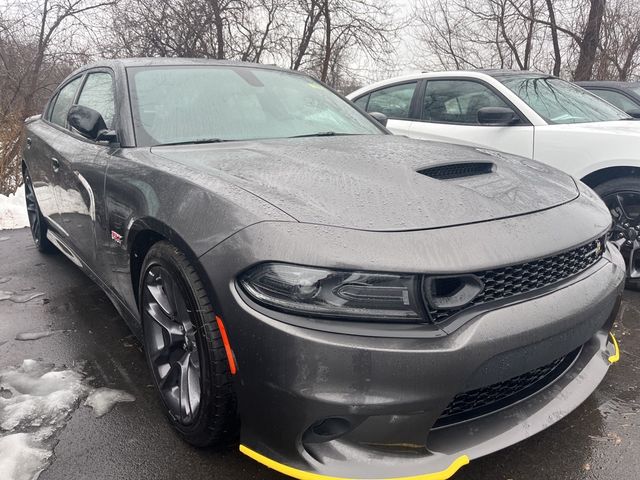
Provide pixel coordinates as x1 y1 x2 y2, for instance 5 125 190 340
0 227 639 479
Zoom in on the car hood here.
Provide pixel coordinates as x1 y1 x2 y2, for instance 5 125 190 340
151 135 578 231
546 120 640 135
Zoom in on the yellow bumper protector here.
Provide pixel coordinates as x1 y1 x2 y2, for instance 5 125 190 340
608 332 620 364
239 445 470 480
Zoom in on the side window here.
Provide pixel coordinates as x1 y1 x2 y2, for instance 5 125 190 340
588 89 637 113
77 72 116 128
353 94 369 110
49 77 83 128
366 82 417 119
422 80 510 125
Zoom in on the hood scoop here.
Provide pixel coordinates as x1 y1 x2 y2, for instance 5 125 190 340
419 162 495 180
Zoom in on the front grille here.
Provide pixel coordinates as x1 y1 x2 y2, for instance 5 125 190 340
427 237 605 324
419 162 494 180
433 347 581 429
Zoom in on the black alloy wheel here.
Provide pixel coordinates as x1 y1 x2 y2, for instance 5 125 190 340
596 177 640 290
140 241 237 446
143 263 202 424
23 168 55 253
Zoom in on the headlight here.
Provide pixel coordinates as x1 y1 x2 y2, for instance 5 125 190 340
239 263 422 322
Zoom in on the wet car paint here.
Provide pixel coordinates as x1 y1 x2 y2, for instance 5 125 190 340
0 228 638 479
20 59 625 477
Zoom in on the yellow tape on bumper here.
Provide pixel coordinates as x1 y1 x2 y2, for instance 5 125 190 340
608 332 620 364
239 444 469 480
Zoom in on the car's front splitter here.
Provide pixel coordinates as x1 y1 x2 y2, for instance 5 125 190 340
240 445 470 480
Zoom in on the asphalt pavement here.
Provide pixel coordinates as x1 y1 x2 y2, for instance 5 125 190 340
0 227 638 480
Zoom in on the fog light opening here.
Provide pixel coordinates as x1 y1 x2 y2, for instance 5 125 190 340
303 417 353 444
424 275 484 310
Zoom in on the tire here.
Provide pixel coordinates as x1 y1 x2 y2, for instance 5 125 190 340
139 241 238 446
23 168 56 253
594 177 640 291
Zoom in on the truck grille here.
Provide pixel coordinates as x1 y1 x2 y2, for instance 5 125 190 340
427 237 606 324
433 347 581 429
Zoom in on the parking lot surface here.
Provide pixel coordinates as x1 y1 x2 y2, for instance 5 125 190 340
0 227 638 480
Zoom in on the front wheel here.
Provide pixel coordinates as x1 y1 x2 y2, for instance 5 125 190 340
139 241 238 446
595 177 640 290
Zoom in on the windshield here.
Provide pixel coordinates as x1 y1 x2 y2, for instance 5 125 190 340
127 66 382 146
499 76 630 124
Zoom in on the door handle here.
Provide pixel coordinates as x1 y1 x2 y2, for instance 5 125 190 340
26 137 32 149
51 157 60 173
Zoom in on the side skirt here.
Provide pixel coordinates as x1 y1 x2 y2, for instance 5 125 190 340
46 229 143 339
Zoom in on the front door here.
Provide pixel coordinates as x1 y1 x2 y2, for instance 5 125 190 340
50 71 116 268
407 78 535 158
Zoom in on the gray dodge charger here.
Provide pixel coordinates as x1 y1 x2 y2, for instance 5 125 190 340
22 58 625 479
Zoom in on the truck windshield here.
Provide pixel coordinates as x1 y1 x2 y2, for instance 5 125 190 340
127 65 382 146
499 75 630 124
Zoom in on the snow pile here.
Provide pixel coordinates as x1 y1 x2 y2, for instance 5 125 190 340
15 331 58 341
0 185 29 230
85 388 135 417
0 433 51 480
0 291 45 303
0 360 87 431
0 360 135 479
0 360 87 480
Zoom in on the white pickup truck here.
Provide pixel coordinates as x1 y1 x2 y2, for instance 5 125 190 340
348 70 640 287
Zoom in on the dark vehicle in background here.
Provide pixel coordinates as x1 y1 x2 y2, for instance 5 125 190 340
22 59 625 480
577 80 640 118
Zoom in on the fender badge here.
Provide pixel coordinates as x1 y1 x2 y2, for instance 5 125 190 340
111 230 123 244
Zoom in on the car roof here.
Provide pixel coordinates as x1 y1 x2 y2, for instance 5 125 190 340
67 57 297 78
347 69 552 99
575 80 640 89
474 69 549 79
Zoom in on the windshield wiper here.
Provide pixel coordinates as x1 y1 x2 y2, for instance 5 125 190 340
157 138 229 146
289 131 353 138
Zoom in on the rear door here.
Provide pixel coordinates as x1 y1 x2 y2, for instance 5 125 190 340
51 70 117 267
407 78 535 158
352 81 420 136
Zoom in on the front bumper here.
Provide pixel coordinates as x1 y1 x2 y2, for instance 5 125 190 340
200 249 624 479
197 194 623 479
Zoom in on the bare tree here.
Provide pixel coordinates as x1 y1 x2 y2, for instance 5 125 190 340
413 0 548 72
414 0 640 82
573 0 606 80
0 0 112 194
545 0 561 75
596 0 640 80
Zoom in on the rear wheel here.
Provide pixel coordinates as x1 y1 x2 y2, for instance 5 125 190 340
139 241 237 446
23 169 55 253
595 177 640 291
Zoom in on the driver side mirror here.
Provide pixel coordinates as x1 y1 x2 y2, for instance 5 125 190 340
369 111 388 127
67 105 117 142
477 107 521 126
